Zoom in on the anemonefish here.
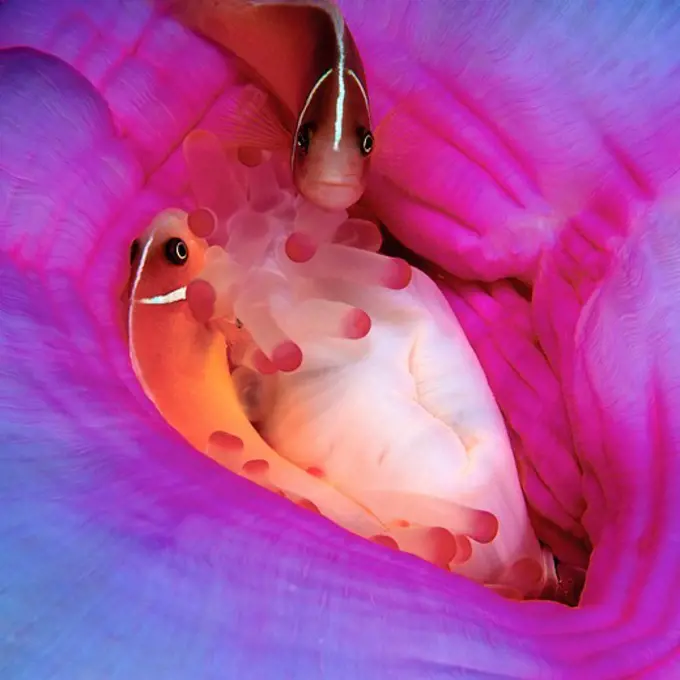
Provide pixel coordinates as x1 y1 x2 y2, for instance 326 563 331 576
125 209 279 449
126 210 239 452
124 209 394 540
165 0 375 211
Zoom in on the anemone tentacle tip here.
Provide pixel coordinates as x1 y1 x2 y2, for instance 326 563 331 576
271 341 303 373
186 278 216 323
475 511 500 544
370 535 399 551
383 258 413 290
284 231 317 263
208 430 245 452
187 208 216 238
242 459 270 476
237 146 265 167
342 308 372 339
252 349 278 375
297 499 322 514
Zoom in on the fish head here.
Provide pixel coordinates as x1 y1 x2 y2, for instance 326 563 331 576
125 211 233 452
125 209 212 373
291 68 373 211
128 211 208 308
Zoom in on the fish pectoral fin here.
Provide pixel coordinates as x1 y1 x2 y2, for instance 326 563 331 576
211 83 292 152
370 91 428 177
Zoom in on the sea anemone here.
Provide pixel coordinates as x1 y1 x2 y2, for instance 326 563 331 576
127 131 556 598
2 0 680 677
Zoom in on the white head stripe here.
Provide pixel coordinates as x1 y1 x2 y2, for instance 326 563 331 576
333 21 347 151
128 231 188 308
347 69 372 127
292 68 334 170
137 286 188 305
292 68 372 169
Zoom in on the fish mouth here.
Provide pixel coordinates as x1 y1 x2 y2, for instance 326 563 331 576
302 180 364 211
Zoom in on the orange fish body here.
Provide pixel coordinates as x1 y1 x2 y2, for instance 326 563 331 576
167 0 375 211
127 210 260 453
125 210 390 541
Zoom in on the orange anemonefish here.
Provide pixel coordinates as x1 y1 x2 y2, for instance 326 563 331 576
166 0 376 211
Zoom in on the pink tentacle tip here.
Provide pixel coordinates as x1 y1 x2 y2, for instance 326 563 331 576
450 536 473 565
208 431 244 452
285 232 317 263
469 510 499 544
252 349 278 375
187 208 216 238
186 279 216 323
237 146 265 167
505 558 547 595
242 459 270 476
389 525 458 568
271 340 303 372
427 527 458 567
306 466 324 478
297 499 321 514
182 128 212 156
341 308 372 339
370 535 399 551
383 258 413 290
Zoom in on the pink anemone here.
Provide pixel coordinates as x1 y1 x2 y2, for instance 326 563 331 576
1 0 679 677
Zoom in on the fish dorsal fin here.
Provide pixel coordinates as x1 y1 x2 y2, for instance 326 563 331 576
167 0 343 118
211 84 292 151
249 0 342 27
369 90 429 179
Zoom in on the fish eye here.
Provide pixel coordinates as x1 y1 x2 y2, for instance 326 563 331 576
296 123 313 155
358 127 374 157
129 239 140 265
164 237 189 266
